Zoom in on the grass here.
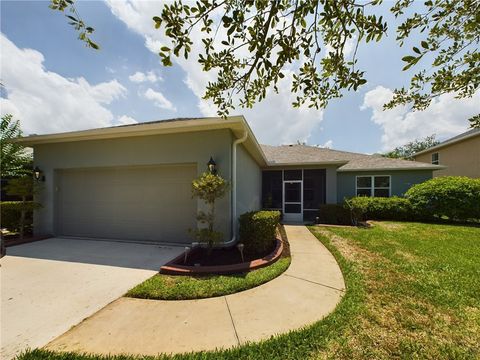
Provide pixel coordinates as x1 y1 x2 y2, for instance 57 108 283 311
126 256 291 300
16 221 480 360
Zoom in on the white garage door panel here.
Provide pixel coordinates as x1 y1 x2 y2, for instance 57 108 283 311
57 165 196 243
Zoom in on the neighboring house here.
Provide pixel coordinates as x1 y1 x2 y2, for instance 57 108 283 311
413 128 480 178
15 116 443 244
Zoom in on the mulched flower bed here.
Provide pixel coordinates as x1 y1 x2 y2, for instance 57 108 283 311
160 239 284 275
183 243 276 266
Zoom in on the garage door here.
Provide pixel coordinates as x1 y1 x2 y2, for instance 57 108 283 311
56 164 197 243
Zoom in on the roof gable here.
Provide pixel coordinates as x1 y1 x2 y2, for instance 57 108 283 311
414 128 480 156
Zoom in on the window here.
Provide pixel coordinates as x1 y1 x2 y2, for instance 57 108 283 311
356 175 390 197
303 169 326 209
431 152 439 165
284 170 302 180
262 171 282 208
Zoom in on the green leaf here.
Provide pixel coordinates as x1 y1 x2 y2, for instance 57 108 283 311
402 55 416 62
160 46 171 52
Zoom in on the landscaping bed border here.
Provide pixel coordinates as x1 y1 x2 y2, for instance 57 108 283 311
160 238 284 275
3 234 53 247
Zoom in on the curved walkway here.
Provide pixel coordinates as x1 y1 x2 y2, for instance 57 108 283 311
45 225 345 356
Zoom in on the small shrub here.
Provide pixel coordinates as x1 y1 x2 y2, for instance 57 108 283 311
345 196 413 223
316 204 352 225
405 176 480 221
239 210 281 257
0 201 40 233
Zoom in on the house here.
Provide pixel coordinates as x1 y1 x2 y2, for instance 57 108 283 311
15 116 443 244
413 128 480 178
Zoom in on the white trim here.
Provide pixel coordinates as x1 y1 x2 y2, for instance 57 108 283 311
13 116 269 167
355 175 391 197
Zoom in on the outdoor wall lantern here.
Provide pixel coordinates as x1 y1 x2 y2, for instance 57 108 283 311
207 157 217 174
34 166 45 182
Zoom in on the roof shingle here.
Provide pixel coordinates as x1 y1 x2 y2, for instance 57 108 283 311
261 144 442 171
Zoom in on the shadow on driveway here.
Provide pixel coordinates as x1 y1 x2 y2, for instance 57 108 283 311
6 237 184 270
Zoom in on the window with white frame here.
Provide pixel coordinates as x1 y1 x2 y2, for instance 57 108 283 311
356 175 390 197
431 152 439 165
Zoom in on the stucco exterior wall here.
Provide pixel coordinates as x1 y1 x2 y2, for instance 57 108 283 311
235 143 262 229
325 167 338 204
33 129 233 240
414 136 480 178
336 170 433 202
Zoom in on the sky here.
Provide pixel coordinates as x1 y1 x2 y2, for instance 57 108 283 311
1 0 478 154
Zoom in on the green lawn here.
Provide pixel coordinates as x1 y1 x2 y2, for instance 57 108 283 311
17 222 480 360
126 256 291 300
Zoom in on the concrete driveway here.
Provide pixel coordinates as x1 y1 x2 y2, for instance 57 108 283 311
0 237 183 360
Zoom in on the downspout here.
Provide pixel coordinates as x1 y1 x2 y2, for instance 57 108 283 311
222 130 248 247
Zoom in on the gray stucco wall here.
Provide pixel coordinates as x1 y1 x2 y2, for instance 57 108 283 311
325 166 338 204
336 170 433 203
33 129 234 240
236 143 262 227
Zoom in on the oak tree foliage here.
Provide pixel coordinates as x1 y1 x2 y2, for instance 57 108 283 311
50 0 479 127
382 134 439 159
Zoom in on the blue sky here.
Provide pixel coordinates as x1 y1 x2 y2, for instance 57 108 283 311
1 1 477 153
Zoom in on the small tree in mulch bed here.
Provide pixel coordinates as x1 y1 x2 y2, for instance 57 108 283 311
4 176 42 240
190 172 229 254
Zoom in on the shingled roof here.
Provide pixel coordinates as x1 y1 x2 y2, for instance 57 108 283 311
261 144 444 171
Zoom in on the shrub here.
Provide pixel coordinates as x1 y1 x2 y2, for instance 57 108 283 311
316 204 352 225
345 196 413 223
0 201 40 233
239 210 281 257
405 176 480 221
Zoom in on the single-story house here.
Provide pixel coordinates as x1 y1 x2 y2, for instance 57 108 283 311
413 128 479 178
15 116 443 245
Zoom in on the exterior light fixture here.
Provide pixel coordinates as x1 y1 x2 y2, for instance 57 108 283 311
33 166 45 182
207 157 217 174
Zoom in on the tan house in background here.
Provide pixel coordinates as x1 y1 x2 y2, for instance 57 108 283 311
413 128 480 178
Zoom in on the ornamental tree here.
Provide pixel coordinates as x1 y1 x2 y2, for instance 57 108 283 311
191 172 229 252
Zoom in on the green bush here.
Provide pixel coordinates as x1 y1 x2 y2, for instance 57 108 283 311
345 196 413 223
0 201 40 232
405 176 480 221
316 204 352 225
239 210 281 257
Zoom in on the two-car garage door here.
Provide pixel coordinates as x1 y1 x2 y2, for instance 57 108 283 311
56 164 197 244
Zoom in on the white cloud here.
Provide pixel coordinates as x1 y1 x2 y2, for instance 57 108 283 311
129 70 162 83
0 33 127 135
320 140 333 148
116 115 138 125
105 1 324 144
144 88 176 111
362 85 479 151
325 35 356 58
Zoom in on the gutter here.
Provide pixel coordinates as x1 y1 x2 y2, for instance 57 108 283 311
222 130 248 247
337 165 447 172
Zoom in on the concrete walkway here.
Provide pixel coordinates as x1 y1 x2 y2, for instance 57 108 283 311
46 225 345 356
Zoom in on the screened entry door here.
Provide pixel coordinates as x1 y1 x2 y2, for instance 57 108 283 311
283 181 303 222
